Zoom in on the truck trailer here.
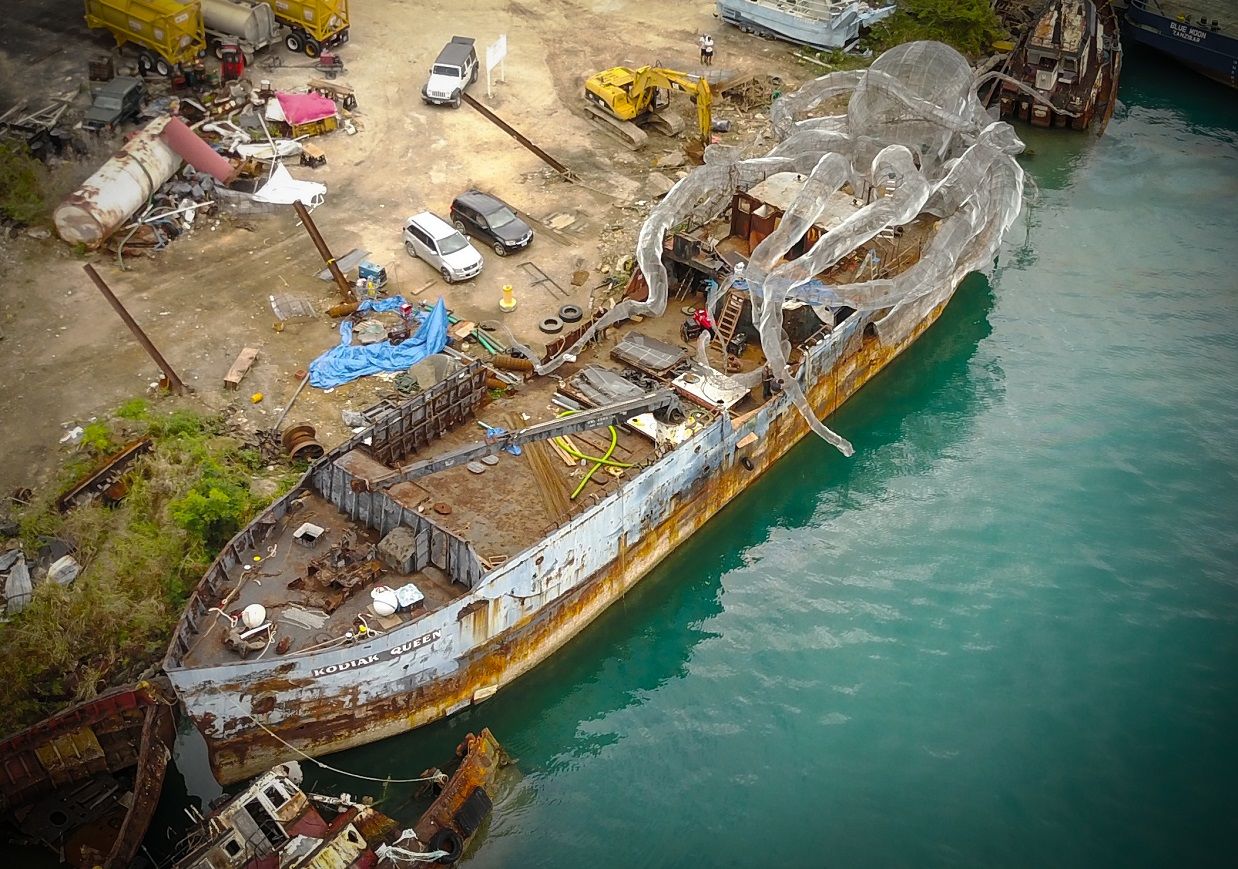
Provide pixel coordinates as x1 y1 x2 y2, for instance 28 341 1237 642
84 0 206 76
262 0 349 57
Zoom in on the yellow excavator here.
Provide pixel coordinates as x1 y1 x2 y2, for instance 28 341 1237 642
583 66 712 150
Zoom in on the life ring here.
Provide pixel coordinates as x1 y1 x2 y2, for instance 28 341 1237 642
539 316 563 334
430 827 464 864
559 304 583 323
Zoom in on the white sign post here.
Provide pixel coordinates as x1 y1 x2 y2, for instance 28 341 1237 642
485 34 507 99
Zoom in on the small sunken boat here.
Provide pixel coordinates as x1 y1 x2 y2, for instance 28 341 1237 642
171 728 505 867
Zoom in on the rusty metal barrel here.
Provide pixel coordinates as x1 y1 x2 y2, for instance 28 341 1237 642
53 116 181 247
281 424 324 461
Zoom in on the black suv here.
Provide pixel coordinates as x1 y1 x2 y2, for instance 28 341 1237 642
82 77 145 133
449 190 534 257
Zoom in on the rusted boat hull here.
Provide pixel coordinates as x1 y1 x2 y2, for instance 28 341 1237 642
167 254 970 784
0 680 175 867
996 0 1123 135
413 728 505 857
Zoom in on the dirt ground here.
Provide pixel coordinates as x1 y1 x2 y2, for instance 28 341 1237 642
0 0 809 497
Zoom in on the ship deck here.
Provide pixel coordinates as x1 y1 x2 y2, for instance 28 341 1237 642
175 179 935 670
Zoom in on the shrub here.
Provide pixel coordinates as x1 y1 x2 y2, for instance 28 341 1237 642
0 141 48 225
0 399 291 735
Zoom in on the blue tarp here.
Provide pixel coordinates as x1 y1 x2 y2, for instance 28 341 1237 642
308 296 450 388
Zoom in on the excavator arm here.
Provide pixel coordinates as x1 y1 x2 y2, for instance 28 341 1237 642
632 68 713 144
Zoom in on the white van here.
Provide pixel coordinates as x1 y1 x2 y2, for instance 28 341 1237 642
402 212 484 283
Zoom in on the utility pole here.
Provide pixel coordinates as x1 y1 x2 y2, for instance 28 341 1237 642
83 264 186 394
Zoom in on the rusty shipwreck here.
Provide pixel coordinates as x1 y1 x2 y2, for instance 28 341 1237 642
995 0 1123 133
163 41 1027 785
0 679 175 867
170 729 504 867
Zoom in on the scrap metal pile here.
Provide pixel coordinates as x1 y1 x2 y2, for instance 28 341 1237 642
539 41 1026 455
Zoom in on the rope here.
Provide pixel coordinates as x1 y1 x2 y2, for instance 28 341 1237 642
374 844 450 864
243 715 448 785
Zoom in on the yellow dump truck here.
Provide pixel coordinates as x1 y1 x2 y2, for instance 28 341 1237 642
84 0 206 76
260 0 349 57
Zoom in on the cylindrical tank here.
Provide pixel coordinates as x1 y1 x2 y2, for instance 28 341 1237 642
54 116 182 247
202 0 276 46
161 116 237 183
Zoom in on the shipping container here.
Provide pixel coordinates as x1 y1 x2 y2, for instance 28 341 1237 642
84 0 206 75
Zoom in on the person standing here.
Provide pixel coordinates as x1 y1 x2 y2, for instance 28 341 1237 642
703 34 715 67
699 33 709 65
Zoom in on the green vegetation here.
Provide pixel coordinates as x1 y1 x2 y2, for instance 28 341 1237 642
0 141 49 226
798 0 1006 72
0 401 300 736
864 0 1006 59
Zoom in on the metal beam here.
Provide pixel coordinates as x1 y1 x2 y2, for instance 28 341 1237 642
371 389 681 489
292 200 352 300
84 265 186 394
462 92 576 181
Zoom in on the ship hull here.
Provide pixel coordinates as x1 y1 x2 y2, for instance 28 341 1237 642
997 0 1124 135
716 0 895 50
167 257 977 785
1120 3 1238 88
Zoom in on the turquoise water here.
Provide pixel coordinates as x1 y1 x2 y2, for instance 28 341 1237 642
155 47 1238 866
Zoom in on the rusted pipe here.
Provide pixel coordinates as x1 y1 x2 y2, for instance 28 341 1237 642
491 354 534 373
83 264 186 394
281 423 324 460
292 200 352 300
271 372 311 432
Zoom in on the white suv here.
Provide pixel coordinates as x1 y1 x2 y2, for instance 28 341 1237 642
422 36 478 108
403 212 484 283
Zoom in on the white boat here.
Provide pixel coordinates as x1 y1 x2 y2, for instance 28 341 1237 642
717 0 897 49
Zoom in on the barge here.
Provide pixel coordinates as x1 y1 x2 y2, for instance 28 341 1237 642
163 42 1026 786
996 0 1124 133
716 0 896 50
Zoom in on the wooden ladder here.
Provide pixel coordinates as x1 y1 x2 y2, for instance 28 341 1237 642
712 290 746 353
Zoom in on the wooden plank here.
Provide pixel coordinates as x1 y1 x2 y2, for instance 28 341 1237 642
547 437 576 467
223 347 259 390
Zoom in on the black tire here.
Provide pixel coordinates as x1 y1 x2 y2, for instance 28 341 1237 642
154 57 172 77
304 39 321 58
470 64 478 84
343 94 357 111
451 91 461 109
212 40 224 60
440 266 454 284
430 828 463 864
559 304 583 323
492 241 508 257
405 240 417 257
138 53 154 74
452 219 468 235
539 317 563 334
285 32 303 53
